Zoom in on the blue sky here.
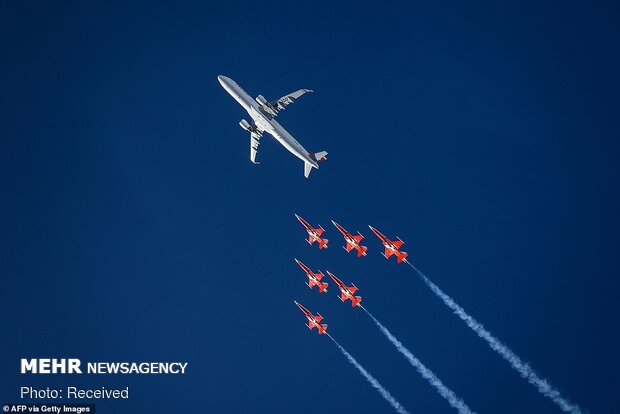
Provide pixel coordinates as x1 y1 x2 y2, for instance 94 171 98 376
1 1 619 412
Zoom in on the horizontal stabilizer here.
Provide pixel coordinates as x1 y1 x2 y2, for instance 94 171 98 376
396 252 409 263
312 151 328 162
304 152 327 178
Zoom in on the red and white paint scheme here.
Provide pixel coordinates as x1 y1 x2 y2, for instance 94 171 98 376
331 220 368 257
294 301 328 334
327 271 362 308
295 214 328 249
368 225 409 263
295 258 328 293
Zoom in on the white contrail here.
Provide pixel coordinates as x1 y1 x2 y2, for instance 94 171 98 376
406 261 583 414
326 333 411 414
361 306 476 414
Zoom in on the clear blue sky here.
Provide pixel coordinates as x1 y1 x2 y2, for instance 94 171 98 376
1 1 619 412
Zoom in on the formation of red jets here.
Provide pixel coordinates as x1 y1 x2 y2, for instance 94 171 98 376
294 213 410 334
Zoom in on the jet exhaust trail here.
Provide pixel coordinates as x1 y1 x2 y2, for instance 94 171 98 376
326 333 411 414
406 261 583 414
360 306 476 414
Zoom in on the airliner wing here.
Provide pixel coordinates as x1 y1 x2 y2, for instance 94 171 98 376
250 132 261 164
270 89 313 112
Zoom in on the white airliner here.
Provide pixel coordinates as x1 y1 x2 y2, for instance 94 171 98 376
218 75 327 178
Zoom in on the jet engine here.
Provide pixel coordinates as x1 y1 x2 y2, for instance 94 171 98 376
239 119 253 132
255 95 268 106
255 95 277 116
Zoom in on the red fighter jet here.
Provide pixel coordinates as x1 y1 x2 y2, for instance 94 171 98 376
295 258 328 293
327 271 362 307
294 301 328 334
295 214 328 249
368 225 409 263
331 220 368 257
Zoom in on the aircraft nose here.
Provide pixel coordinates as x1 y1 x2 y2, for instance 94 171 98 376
217 75 228 86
